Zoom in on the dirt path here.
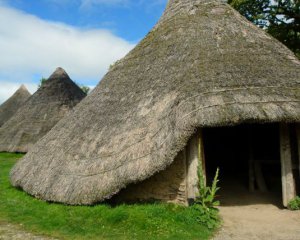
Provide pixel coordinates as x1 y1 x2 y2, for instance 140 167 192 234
0 222 55 240
213 180 300 240
214 204 300 240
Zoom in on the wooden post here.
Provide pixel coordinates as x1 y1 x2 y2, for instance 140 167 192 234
198 130 206 185
280 124 296 207
182 148 189 206
186 129 205 204
248 127 267 192
296 125 300 178
254 160 268 192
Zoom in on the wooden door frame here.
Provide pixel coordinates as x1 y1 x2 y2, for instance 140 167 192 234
296 124 300 179
185 129 206 205
280 123 297 207
186 124 298 207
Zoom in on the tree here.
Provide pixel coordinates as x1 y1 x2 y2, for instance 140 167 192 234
38 78 47 89
80 85 90 95
229 0 300 58
74 81 90 94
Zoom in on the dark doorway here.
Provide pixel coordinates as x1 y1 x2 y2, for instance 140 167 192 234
203 124 282 207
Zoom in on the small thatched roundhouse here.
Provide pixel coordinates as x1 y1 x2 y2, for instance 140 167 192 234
11 0 300 206
0 68 86 153
0 85 31 127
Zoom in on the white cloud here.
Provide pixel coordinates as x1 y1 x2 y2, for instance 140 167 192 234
0 81 38 104
80 0 130 8
80 0 166 9
0 5 135 104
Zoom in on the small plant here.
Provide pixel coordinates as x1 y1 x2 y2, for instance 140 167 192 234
192 167 220 229
196 134 220 210
192 203 220 229
192 136 221 229
288 196 300 211
195 167 220 210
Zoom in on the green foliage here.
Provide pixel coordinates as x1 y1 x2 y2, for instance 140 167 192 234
288 196 300 210
229 0 300 58
195 168 220 210
74 81 90 94
193 167 221 230
192 135 221 229
80 85 90 94
0 153 218 240
38 78 47 89
192 204 220 230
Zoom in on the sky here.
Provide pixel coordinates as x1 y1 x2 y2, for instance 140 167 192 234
0 0 167 103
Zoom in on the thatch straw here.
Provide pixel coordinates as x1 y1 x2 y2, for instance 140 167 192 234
0 85 31 127
10 0 300 205
0 68 86 153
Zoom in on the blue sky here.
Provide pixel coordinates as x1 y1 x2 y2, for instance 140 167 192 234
0 0 167 103
6 0 167 41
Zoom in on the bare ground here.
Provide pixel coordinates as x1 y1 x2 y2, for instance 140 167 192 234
213 180 300 240
214 204 300 240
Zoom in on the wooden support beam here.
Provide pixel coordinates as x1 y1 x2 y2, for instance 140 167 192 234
280 124 296 207
182 147 189 206
254 160 268 192
186 130 205 204
296 125 300 178
198 130 206 185
248 127 267 192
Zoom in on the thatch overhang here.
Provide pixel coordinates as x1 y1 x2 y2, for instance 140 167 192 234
0 68 86 153
0 85 31 127
10 0 300 205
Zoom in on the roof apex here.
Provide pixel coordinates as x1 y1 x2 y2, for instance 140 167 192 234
162 0 227 24
49 67 69 79
19 84 28 91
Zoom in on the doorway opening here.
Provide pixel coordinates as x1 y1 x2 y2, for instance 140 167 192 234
202 123 283 207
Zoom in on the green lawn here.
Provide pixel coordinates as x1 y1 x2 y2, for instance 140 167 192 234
0 153 219 240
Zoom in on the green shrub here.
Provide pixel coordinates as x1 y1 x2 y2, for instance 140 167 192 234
288 196 300 211
192 167 220 229
192 204 220 229
195 167 220 210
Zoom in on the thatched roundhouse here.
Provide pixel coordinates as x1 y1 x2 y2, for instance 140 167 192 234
11 0 300 206
0 68 86 153
0 85 31 127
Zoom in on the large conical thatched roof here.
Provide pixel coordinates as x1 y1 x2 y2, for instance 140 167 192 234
11 0 300 205
0 85 31 127
0 67 86 153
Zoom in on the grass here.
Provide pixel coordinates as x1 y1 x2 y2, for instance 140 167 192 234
288 196 300 211
0 153 219 240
